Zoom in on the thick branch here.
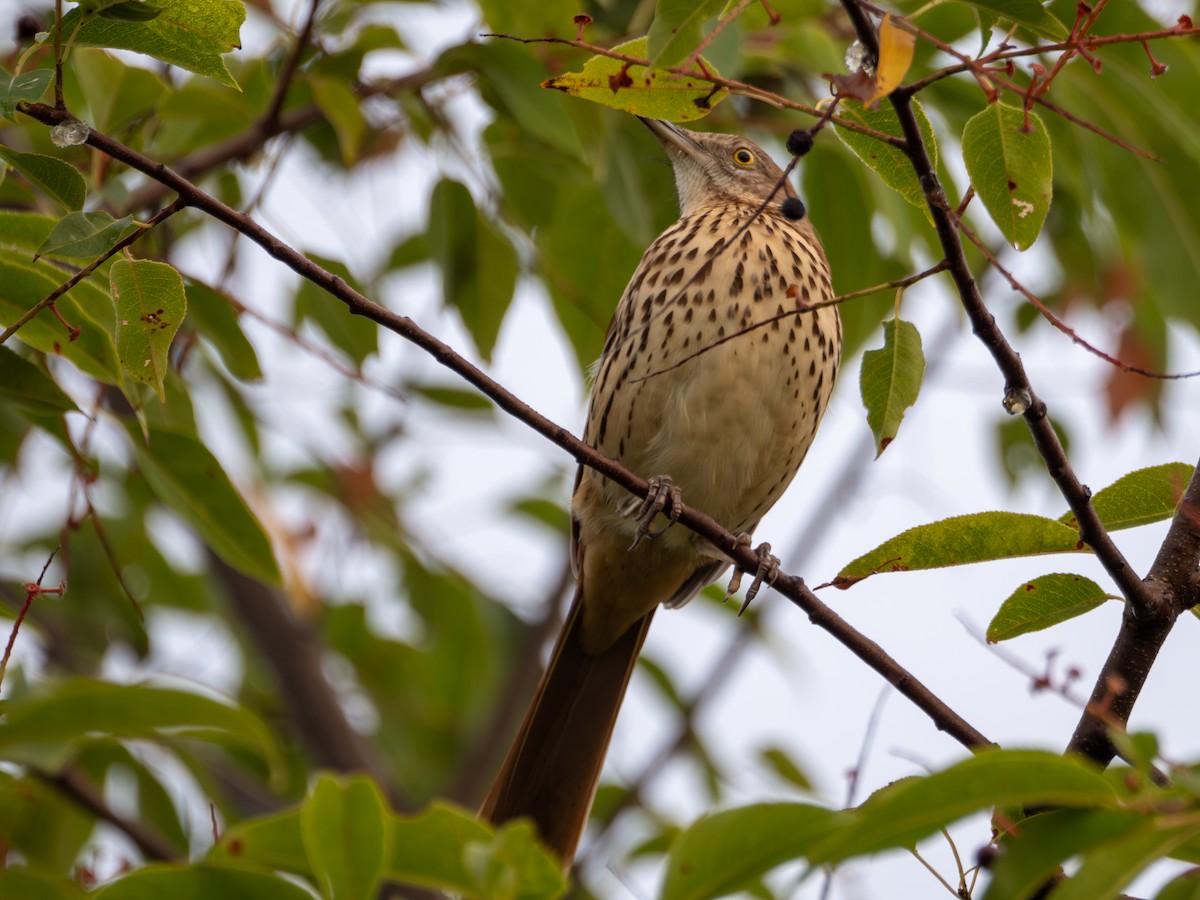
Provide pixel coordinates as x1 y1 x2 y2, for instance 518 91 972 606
1066 458 1200 763
15 102 990 754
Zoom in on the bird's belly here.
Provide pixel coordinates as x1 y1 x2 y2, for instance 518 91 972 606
641 327 828 532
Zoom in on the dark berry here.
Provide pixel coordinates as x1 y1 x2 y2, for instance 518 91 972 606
780 197 806 221
786 130 814 157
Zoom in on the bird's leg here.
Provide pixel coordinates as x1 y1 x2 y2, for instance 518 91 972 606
723 535 780 615
621 475 683 549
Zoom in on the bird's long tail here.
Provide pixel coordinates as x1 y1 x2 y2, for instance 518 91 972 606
480 585 654 867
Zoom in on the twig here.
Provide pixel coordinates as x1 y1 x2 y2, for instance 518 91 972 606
39 767 182 862
0 548 62 691
261 0 322 130
118 67 434 215
953 215 1200 380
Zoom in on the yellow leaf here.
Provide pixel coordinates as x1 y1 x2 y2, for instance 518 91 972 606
868 14 915 105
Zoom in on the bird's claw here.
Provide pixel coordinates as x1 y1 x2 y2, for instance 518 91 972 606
622 475 682 549
723 535 780 615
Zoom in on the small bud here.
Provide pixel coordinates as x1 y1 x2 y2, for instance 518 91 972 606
786 129 814 157
780 197 805 221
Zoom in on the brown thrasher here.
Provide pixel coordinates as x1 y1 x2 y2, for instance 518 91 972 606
481 119 841 866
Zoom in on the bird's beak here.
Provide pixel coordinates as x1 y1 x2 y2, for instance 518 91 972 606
638 118 698 160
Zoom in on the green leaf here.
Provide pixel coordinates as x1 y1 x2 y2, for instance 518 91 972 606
648 0 727 68
983 809 1147 900
541 37 727 123
36 210 133 259
438 42 584 159
302 775 389 900
428 179 518 361
131 425 281 584
293 255 377 365
0 209 57 251
0 346 80 415
962 103 1052 250
961 0 1068 39
1 67 53 120
1059 462 1194 532
834 99 938 214
96 0 163 23
860 318 924 457
0 679 281 775
211 808 309 875
758 746 813 791
410 383 494 415
987 573 1117 642
111 259 187 402
0 147 86 211
93 864 315 900
0 252 123 385
0 868 87 900
57 0 246 89
1157 869 1200 900
836 512 1084 587
0 773 94 870
1051 821 1200 900
811 750 1116 864
663 803 846 900
308 75 366 166
185 282 262 381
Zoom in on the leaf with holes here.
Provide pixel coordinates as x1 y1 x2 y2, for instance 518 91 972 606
112 259 186 401
542 37 726 123
988 573 1117 642
962 102 1052 250
860 318 924 457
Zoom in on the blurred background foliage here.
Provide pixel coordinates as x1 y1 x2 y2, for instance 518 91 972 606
1 0 1199 897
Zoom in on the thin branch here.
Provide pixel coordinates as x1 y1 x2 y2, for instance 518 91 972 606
953 215 1200 380
260 0 322 130
118 66 434 215
40 767 182 862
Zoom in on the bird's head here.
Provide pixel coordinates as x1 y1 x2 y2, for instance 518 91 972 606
640 118 795 216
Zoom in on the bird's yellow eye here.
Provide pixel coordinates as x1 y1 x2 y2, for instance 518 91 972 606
733 148 754 166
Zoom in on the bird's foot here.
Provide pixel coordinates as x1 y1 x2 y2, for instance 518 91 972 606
622 475 683 549
723 535 780 615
